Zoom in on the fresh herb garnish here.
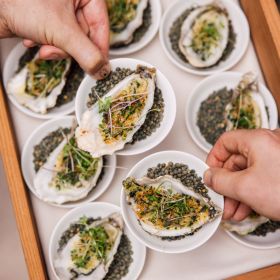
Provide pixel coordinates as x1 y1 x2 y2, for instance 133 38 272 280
106 0 139 33
123 178 210 229
71 226 111 269
26 59 68 97
53 136 100 189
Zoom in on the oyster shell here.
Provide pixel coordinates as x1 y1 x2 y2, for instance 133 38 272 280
123 175 222 237
34 131 103 204
76 65 156 157
54 213 123 279
108 0 148 47
7 53 71 114
222 214 269 236
179 4 229 68
225 72 269 131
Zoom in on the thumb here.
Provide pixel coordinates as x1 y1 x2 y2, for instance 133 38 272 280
204 167 246 201
55 21 110 79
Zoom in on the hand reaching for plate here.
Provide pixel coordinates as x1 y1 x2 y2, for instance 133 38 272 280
204 129 280 221
0 0 110 79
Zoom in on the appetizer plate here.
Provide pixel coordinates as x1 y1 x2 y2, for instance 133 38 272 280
224 230 280 250
49 202 146 280
75 58 176 156
185 72 278 153
3 43 78 119
159 0 250 76
120 150 224 253
109 0 161 56
21 116 116 208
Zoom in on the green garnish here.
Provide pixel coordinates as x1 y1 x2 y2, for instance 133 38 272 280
53 136 100 189
98 78 148 143
71 226 111 269
123 177 210 230
26 59 68 97
106 0 139 33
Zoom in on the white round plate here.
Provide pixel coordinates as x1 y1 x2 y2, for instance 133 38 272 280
120 150 224 253
75 58 176 156
3 43 80 119
185 72 278 153
21 116 116 208
225 229 280 250
159 0 250 76
109 0 161 56
49 202 146 280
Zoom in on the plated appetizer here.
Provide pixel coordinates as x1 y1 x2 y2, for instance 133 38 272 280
21 117 116 207
170 2 236 69
4 44 84 117
76 65 162 157
107 0 151 48
121 151 224 253
75 58 175 156
123 173 221 239
49 203 146 280
160 0 249 75
197 72 269 145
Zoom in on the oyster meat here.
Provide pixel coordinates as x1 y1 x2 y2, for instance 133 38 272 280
222 214 269 236
7 53 71 114
54 213 123 279
225 72 269 131
76 65 156 157
34 130 103 204
107 0 148 47
179 4 230 68
123 175 222 237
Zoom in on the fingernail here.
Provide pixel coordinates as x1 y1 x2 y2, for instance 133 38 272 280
204 169 212 186
94 62 111 80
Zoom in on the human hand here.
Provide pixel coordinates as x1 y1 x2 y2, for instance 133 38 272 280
203 129 280 221
0 0 110 79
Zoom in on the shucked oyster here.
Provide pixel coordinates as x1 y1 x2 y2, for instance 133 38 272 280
179 3 230 68
107 0 148 47
225 72 269 131
76 65 156 157
222 214 269 236
7 53 71 114
34 129 103 204
54 213 123 279
123 175 221 238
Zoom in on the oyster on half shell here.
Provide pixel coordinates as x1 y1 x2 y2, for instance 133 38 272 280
123 175 222 238
222 214 269 236
54 213 123 279
107 0 148 47
76 65 156 157
179 3 230 68
225 72 269 131
7 53 71 114
34 129 103 204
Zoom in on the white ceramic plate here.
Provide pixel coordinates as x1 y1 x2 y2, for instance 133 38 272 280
159 0 250 76
3 43 80 119
109 0 161 56
225 229 280 250
185 72 278 153
75 58 176 156
120 150 224 253
49 202 146 280
21 116 116 208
